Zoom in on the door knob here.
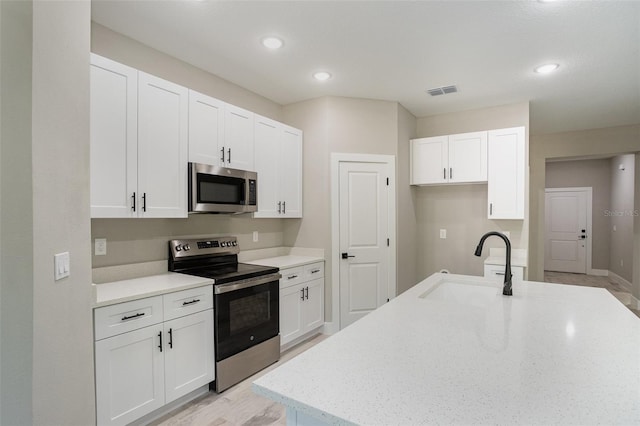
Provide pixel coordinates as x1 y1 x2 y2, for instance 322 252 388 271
341 253 355 259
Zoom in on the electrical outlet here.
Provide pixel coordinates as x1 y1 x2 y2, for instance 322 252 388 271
253 231 259 242
439 229 447 239
613 225 617 232
95 238 107 256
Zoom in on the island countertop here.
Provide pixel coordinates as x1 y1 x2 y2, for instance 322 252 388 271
253 273 640 425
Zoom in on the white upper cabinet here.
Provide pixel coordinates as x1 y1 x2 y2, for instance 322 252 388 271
447 131 487 183
410 131 487 185
253 115 303 218
487 126 525 219
90 54 188 218
90 54 138 218
188 90 225 166
137 72 188 218
224 104 255 171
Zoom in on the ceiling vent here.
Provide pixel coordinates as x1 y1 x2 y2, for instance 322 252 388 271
427 85 458 96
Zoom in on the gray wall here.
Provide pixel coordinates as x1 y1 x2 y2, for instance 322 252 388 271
283 96 405 321
1 1 33 423
529 125 640 301
396 104 418 294
609 154 635 282
414 102 530 279
545 159 612 271
1 1 95 424
90 23 289 268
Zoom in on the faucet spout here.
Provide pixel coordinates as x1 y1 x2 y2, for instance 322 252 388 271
474 231 513 296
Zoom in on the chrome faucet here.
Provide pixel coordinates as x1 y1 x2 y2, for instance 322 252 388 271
474 231 513 296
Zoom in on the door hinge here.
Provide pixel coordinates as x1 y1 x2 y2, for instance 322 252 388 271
386 177 389 186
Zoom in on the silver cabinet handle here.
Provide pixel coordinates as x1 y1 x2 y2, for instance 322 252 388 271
287 274 298 280
305 286 309 300
450 168 452 179
311 269 320 274
300 288 305 301
282 201 286 214
443 168 446 180
228 148 231 163
277 201 281 214
490 203 493 215
220 147 225 163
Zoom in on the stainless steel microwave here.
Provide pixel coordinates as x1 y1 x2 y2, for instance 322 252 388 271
188 162 257 214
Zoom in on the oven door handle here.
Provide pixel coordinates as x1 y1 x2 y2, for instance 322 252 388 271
214 272 282 294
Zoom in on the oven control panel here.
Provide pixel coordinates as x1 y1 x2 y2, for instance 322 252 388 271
169 236 238 259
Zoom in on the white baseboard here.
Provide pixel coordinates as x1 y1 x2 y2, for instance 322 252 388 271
631 293 640 310
129 385 209 426
609 270 633 291
322 321 339 335
588 269 609 277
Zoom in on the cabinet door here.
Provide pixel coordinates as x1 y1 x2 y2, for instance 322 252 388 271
487 127 525 219
224 104 254 171
280 283 305 346
164 310 215 403
137 72 188 218
188 90 225 166
95 325 164 426
448 131 487 183
280 126 303 218
302 278 324 332
410 136 448 185
90 54 138 218
253 115 281 218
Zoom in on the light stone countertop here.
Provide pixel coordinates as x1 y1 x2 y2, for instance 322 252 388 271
93 273 213 308
245 255 324 270
253 273 640 425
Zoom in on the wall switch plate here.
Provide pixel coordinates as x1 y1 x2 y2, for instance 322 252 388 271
95 238 107 256
253 231 259 242
54 252 70 281
439 229 447 239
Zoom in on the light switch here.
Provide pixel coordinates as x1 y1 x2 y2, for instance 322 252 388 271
95 238 107 256
439 229 447 239
54 252 70 281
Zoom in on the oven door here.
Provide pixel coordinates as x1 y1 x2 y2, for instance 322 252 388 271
214 273 280 361
189 162 257 213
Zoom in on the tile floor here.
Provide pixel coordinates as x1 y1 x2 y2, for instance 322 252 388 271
150 334 327 426
544 270 640 319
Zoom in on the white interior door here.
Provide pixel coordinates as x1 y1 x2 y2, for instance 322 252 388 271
339 162 390 328
545 189 590 273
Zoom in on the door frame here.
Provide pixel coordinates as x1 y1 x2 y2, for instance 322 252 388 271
330 153 397 333
544 187 594 274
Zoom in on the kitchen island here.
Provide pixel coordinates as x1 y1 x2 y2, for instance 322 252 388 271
253 273 640 425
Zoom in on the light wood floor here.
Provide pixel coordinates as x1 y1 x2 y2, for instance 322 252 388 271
149 334 328 426
544 271 640 319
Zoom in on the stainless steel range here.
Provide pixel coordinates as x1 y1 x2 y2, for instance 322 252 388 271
168 236 281 392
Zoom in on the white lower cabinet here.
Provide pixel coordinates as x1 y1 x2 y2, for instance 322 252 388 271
279 262 324 348
483 264 524 282
94 286 214 426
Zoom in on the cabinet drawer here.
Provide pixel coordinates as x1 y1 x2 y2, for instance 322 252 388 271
304 262 324 280
94 296 164 341
163 285 213 321
280 266 304 289
484 265 524 282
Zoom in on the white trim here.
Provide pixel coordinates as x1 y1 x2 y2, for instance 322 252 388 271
588 269 609 277
330 153 397 332
544 187 593 274
609 270 633 292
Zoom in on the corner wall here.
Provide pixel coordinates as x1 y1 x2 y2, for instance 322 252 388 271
414 102 530 279
31 2 95 424
529 124 640 299
0 1 34 423
609 154 635 282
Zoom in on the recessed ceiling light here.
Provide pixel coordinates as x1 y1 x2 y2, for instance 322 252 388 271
313 71 332 81
261 37 283 49
534 63 559 74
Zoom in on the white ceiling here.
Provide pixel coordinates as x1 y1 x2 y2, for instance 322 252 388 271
92 0 640 135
